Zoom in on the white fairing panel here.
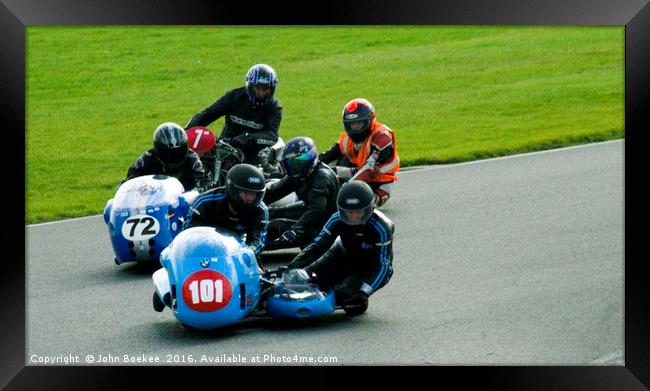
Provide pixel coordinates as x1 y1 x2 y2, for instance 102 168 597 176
113 175 185 211
153 268 171 303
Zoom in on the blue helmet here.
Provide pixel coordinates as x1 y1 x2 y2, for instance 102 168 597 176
245 64 278 107
281 137 318 179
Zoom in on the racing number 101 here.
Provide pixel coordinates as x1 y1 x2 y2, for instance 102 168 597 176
188 279 223 304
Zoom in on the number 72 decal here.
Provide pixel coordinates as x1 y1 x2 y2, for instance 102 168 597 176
121 214 160 240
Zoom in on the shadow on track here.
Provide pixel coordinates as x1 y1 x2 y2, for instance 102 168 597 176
70 260 163 291
142 312 364 345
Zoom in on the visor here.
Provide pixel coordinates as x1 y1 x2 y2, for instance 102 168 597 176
338 205 373 226
282 150 315 177
344 119 370 135
237 189 265 206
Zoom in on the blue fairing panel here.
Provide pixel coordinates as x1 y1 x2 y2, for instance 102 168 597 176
162 227 261 330
265 285 336 318
106 175 193 264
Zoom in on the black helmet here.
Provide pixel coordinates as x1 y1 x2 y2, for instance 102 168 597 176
337 180 375 226
153 122 188 170
245 64 278 107
281 136 318 179
342 98 376 143
225 163 266 211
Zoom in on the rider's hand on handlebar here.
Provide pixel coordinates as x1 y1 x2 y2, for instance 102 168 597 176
279 230 297 244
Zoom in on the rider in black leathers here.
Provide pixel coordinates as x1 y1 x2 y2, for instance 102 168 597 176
183 164 269 256
263 137 339 251
184 64 282 166
287 180 394 315
124 122 205 191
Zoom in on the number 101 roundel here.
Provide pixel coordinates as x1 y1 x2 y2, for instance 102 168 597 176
182 270 233 312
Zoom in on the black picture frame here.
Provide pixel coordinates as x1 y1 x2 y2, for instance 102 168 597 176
4 0 649 389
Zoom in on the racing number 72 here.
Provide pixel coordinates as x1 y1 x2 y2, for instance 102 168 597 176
125 217 157 237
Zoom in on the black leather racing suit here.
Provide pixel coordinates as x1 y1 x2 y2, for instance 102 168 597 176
288 210 394 304
182 187 269 255
185 86 282 165
124 149 205 191
263 162 339 249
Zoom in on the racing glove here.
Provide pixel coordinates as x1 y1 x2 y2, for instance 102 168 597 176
279 229 298 244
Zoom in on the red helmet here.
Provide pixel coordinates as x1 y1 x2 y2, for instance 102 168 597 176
186 126 216 156
342 98 376 143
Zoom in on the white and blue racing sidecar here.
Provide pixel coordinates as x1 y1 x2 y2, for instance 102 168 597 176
104 175 198 265
152 226 337 330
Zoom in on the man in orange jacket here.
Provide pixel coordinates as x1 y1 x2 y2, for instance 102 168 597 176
319 98 399 207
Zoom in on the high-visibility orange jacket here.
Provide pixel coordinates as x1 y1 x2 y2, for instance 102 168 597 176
336 121 400 183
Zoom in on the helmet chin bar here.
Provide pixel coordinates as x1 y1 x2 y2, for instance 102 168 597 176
156 156 185 173
348 129 370 144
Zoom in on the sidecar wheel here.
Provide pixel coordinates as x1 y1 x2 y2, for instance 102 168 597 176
152 291 165 312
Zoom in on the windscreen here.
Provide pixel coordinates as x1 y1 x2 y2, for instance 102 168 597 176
113 175 184 211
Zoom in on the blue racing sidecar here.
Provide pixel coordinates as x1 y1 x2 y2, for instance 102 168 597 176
104 175 198 265
152 226 337 330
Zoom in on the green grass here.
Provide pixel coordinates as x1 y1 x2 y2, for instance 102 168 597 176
26 26 624 223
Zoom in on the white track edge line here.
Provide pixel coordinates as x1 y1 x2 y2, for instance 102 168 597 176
27 139 624 227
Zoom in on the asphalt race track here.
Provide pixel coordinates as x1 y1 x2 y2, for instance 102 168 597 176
26 140 624 366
